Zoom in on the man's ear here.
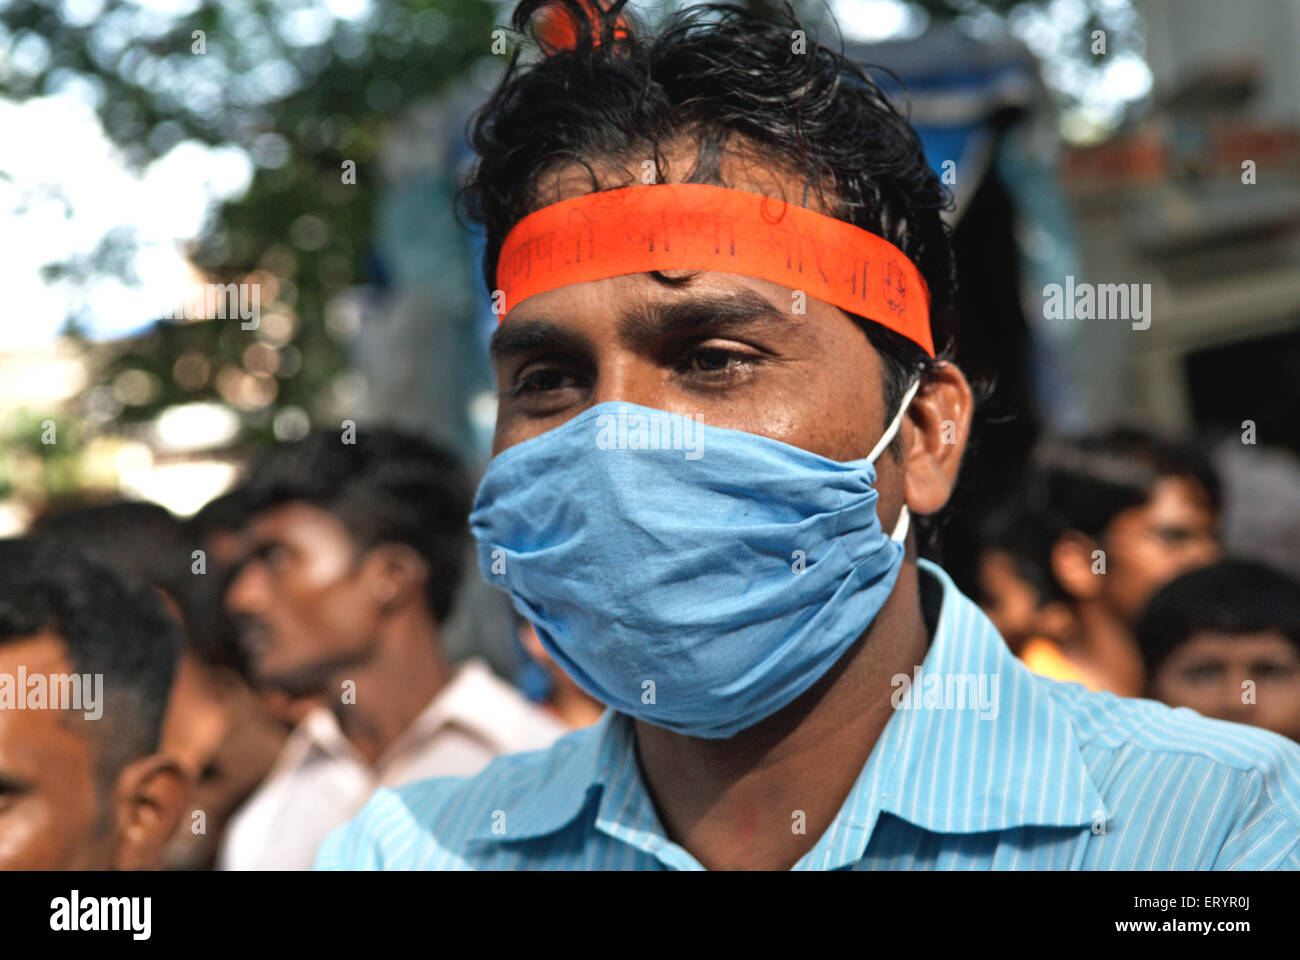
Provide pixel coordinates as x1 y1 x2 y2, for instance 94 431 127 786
362 543 429 612
111 753 187 869
902 361 973 516
1050 531 1104 601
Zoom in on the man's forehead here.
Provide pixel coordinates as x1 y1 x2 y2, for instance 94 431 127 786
1179 630 1299 658
249 501 342 542
0 633 86 769
1121 477 1216 528
0 631 72 675
0 700 83 769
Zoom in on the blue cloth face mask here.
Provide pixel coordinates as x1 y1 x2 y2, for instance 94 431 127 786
471 380 920 740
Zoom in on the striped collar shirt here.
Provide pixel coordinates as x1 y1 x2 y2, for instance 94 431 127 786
316 560 1300 870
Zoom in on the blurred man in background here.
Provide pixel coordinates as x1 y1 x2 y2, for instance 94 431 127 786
1024 427 1222 695
189 490 319 728
0 537 185 868
36 498 290 869
1138 559 1300 742
220 427 564 869
973 492 1075 664
517 619 605 730
37 502 236 790
181 492 301 868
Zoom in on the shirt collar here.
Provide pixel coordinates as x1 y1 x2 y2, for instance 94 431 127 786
403 658 534 756
862 559 1107 836
296 658 529 769
464 706 615 842
470 559 1107 851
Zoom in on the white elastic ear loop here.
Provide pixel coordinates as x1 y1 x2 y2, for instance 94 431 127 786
866 377 922 464
865 377 922 543
890 504 911 543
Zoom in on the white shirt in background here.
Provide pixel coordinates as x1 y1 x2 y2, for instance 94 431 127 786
217 658 566 870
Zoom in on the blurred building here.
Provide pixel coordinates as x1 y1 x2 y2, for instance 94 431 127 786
1063 8 1300 456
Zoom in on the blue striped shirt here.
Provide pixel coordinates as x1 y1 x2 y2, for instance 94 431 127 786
316 559 1300 870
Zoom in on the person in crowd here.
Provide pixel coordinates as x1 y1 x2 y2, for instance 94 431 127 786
0 536 185 868
517 619 606 730
1138 559 1300 743
317 1 1300 870
220 427 565 869
37 502 233 787
179 492 304 868
973 492 1077 668
36 498 292 869
189 489 321 730
1023 426 1222 695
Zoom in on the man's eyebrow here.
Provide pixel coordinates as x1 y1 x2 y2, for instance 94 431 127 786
488 318 592 364
617 288 794 344
487 288 793 362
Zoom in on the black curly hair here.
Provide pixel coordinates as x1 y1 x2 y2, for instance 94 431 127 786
461 0 959 435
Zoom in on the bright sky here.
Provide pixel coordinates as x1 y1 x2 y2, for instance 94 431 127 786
0 92 254 351
0 0 378 353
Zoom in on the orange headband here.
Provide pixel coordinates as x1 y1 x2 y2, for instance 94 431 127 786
494 183 934 357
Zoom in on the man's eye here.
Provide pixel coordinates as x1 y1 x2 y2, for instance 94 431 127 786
1183 663 1222 685
678 347 756 376
515 367 581 394
263 544 290 570
508 355 590 398
1253 662 1295 681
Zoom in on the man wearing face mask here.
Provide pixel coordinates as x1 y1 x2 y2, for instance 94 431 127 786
318 0 1300 871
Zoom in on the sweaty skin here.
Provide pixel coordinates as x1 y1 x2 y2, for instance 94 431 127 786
488 141 973 869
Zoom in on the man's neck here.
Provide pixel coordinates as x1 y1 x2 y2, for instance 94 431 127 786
326 606 455 767
1064 602 1144 697
633 559 931 870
